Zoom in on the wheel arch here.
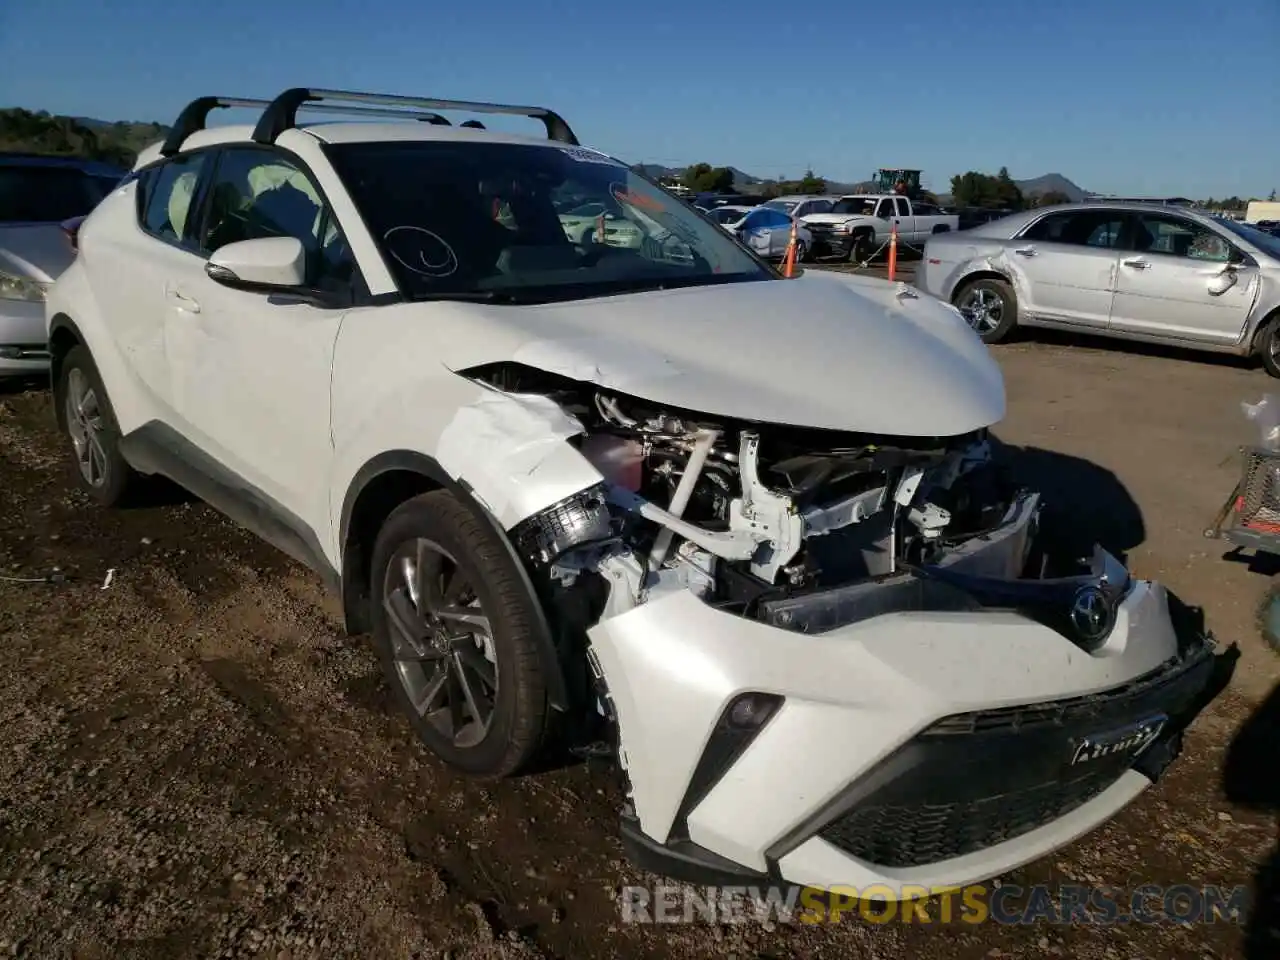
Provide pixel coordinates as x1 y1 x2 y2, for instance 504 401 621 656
48 314 86 430
950 269 1013 304
338 450 570 711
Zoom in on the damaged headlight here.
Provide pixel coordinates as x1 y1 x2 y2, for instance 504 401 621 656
511 483 615 567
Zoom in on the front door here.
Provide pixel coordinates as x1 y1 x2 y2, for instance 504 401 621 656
1009 208 1126 327
1108 210 1258 344
164 145 357 527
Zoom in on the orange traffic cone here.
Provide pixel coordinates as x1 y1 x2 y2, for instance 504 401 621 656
783 217 799 278
887 223 898 282
597 214 606 243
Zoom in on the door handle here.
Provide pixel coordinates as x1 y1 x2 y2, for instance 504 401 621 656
1121 258 1150 270
166 287 201 314
1013 246 1037 257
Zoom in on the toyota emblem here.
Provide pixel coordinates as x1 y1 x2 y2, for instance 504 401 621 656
1070 585 1114 645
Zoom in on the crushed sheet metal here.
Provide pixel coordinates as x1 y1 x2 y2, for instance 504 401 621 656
434 391 600 527
512 337 683 391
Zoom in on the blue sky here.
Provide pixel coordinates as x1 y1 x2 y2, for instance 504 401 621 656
1 0 1275 199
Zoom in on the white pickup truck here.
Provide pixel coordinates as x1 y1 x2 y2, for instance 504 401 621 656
801 194 959 262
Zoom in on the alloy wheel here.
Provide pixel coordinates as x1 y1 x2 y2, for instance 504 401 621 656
958 287 1005 334
65 367 108 488
382 538 499 749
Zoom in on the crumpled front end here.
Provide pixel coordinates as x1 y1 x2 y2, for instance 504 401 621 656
454 362 1216 894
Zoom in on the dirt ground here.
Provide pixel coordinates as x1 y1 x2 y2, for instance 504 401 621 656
4 284 1280 959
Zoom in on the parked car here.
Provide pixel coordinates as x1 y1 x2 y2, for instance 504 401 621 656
802 194 959 262
920 202 1280 374
956 207 1017 231
0 153 125 377
715 205 813 261
556 201 644 250
760 194 835 219
692 192 764 211
47 88 1215 898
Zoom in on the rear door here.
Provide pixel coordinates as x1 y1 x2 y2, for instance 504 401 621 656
1108 210 1257 344
1009 208 1126 328
89 150 213 415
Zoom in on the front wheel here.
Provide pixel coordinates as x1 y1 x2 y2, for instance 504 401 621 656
370 490 553 778
954 277 1018 344
1257 316 1280 378
849 232 875 264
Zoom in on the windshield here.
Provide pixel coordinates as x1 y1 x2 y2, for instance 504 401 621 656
831 198 879 216
0 165 120 223
762 199 797 213
1218 218 1280 261
324 142 772 302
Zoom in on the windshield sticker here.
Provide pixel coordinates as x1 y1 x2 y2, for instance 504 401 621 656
383 226 458 279
557 146 625 166
609 182 665 212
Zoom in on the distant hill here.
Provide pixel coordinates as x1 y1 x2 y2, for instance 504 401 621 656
0 108 166 167
1015 173 1086 202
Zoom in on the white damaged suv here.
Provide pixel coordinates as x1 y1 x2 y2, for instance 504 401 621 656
47 88 1218 896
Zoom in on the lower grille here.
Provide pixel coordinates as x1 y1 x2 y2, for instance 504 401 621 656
820 764 1119 868
812 646 1213 868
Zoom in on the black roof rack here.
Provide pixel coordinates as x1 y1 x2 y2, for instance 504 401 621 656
160 95 455 157
250 88 578 146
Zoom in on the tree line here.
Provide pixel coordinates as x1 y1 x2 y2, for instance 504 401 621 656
0 108 165 167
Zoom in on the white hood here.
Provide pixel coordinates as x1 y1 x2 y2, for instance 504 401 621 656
802 212 879 226
435 270 1005 437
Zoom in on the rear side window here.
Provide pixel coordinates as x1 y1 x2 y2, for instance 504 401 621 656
140 153 210 247
1023 210 1125 249
0 165 115 223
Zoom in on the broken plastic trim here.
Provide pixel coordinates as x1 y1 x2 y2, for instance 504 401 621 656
511 483 615 567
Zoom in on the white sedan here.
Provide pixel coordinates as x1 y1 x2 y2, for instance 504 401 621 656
711 204 812 261
557 202 644 249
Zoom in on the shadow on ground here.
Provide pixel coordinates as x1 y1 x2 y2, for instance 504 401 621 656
1224 681 1280 957
991 436 1146 563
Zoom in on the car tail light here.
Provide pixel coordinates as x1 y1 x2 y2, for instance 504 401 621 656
60 216 86 251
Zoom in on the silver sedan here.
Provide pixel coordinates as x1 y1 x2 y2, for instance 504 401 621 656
919 203 1280 376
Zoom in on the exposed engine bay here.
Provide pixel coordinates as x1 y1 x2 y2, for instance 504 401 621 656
464 362 1056 642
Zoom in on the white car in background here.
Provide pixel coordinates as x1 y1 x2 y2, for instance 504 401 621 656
1 153 125 377
45 87 1218 900
557 201 643 250
713 205 813 261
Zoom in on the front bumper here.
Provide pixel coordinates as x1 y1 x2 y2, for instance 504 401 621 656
590 513 1216 896
0 298 50 375
805 226 854 258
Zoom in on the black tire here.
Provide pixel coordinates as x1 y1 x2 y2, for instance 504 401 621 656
55 344 137 506
848 231 875 264
795 239 809 263
369 490 552 778
953 276 1018 344
1257 315 1280 378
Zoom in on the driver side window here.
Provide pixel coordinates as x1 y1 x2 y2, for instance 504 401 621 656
197 148 354 288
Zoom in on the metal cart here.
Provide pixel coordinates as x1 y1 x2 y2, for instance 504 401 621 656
1205 445 1280 652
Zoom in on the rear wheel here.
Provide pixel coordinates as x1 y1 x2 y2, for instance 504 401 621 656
370 490 553 778
954 277 1018 344
55 345 137 506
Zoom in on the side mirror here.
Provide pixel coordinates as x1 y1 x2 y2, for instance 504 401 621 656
206 236 307 291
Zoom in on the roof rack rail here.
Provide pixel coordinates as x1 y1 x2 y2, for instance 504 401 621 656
250 87 579 146
160 95 455 157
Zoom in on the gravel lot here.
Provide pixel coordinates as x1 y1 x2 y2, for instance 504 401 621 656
3 280 1280 959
